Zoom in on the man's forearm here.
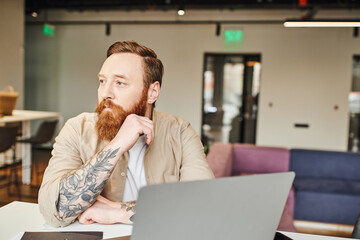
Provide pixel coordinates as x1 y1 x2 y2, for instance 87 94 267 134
57 147 121 220
76 196 136 225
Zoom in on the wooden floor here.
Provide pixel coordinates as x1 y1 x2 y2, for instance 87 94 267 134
0 149 51 207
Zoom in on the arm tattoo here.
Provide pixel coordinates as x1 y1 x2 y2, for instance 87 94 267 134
57 148 120 220
122 201 136 223
121 201 136 213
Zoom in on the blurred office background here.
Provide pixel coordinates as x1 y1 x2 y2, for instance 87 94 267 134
1 0 360 151
1 1 360 236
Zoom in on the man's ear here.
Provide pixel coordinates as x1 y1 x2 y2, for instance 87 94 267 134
147 81 160 104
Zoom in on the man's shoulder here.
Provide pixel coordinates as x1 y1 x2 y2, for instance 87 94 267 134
154 111 189 128
54 112 98 148
153 111 194 136
65 112 97 128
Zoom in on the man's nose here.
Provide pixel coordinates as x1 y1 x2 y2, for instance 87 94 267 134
101 84 115 100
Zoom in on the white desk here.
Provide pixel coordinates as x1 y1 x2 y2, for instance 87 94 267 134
0 110 62 184
0 201 132 240
279 231 355 240
0 201 355 240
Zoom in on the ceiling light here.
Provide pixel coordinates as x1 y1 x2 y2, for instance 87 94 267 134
177 4 185 16
284 19 360 27
177 9 185 16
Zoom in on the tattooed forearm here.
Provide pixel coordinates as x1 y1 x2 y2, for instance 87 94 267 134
57 148 120 220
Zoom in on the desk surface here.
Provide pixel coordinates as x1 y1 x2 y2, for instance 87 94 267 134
0 201 354 240
0 110 61 123
0 202 132 240
279 231 355 240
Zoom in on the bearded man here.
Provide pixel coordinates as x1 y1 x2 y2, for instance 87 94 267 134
38 41 214 227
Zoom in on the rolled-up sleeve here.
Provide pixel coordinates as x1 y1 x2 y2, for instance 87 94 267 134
38 118 83 227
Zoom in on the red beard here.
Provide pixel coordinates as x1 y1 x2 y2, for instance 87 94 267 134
95 89 148 141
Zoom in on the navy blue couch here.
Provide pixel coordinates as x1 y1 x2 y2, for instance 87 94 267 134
290 149 360 226
207 143 360 236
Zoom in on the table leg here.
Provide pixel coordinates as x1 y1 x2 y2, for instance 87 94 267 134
22 120 31 184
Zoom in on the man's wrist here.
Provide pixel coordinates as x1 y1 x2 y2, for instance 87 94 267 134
103 142 126 161
117 201 136 224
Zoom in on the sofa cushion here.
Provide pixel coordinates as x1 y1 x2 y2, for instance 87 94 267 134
290 149 360 181
206 142 233 178
277 188 296 232
294 191 360 225
294 178 360 195
232 144 290 175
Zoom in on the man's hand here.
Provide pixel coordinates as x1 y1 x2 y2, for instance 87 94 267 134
78 195 135 225
112 114 154 152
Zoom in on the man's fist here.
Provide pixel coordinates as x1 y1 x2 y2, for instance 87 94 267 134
78 195 134 225
112 114 154 152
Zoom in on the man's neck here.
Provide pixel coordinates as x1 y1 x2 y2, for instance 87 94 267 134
144 105 153 120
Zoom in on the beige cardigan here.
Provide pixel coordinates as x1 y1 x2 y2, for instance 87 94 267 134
38 110 214 227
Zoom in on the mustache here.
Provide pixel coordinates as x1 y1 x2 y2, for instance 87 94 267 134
95 99 124 114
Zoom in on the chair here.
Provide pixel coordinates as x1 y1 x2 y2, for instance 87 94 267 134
352 214 360 238
206 142 296 232
17 120 58 186
0 125 21 199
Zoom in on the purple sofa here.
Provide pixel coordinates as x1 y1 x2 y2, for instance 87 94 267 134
206 142 296 232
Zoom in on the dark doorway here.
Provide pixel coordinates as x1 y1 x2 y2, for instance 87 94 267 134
201 53 261 147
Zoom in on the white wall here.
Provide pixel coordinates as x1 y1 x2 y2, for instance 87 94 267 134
25 9 360 151
256 27 355 150
0 0 24 109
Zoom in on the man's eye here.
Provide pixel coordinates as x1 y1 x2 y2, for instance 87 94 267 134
116 81 124 86
99 79 105 84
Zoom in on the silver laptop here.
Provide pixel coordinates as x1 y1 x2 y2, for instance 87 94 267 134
131 172 295 240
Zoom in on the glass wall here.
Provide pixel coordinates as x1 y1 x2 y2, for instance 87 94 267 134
201 53 261 148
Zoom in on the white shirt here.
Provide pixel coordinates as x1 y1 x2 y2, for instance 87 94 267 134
122 135 147 202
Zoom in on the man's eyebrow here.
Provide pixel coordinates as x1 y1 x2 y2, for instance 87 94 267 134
114 74 129 80
97 73 129 80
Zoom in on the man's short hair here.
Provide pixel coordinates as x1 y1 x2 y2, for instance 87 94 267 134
107 41 164 90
